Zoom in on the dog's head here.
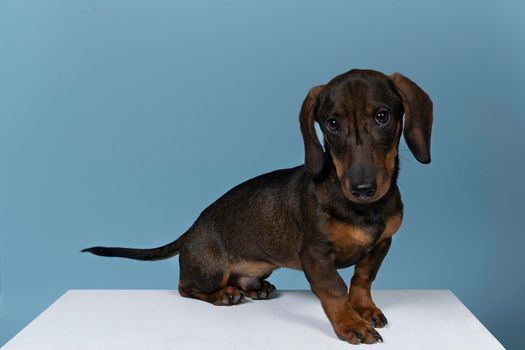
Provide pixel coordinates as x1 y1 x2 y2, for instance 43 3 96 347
300 69 433 204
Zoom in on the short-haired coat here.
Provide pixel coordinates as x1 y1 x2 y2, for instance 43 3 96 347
83 69 433 345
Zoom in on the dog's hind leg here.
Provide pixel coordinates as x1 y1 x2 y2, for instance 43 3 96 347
177 235 246 306
179 284 245 306
178 263 246 306
229 269 277 300
244 279 277 300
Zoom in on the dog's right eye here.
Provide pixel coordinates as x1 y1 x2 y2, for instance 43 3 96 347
326 118 340 133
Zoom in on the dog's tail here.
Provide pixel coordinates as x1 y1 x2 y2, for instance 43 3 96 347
81 236 184 261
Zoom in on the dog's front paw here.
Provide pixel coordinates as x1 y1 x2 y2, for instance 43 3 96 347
354 305 388 328
333 314 383 344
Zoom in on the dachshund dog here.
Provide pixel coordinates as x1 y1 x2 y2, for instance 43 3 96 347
83 69 433 345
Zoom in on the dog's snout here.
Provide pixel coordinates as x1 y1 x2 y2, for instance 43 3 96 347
350 181 377 199
345 163 377 200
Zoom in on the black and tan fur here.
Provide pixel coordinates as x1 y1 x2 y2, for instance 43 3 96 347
83 69 433 345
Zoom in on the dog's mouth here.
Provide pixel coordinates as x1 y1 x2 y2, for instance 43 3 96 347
339 174 392 204
341 185 380 204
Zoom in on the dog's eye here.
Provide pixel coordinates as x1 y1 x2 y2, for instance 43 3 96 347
375 110 390 126
326 118 340 132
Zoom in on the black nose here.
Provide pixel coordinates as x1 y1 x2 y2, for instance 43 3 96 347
351 181 377 199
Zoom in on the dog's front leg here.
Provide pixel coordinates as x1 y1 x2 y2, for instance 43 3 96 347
348 237 392 328
301 248 383 344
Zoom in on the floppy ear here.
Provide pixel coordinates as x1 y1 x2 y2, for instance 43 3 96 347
299 85 325 177
390 73 433 164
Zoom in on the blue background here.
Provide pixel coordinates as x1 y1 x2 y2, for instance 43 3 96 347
1 0 524 348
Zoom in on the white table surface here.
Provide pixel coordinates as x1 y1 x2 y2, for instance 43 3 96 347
2 290 504 350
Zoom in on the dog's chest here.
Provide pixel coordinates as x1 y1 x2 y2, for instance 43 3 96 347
323 214 402 267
